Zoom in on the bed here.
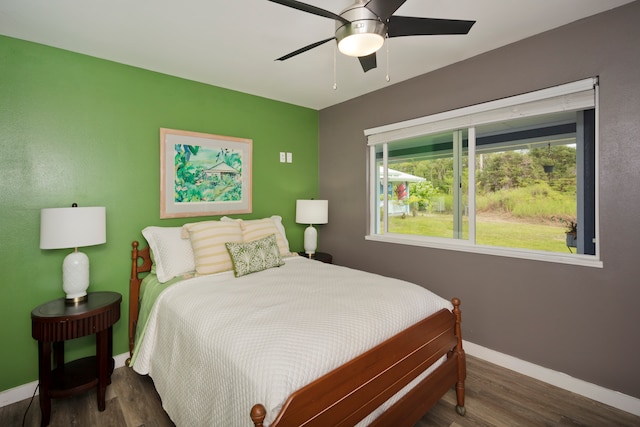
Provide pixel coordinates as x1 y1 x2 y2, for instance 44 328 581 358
126 218 466 426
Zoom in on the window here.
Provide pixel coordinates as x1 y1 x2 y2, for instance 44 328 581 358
366 78 600 267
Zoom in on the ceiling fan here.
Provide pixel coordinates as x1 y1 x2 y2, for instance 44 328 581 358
267 0 476 72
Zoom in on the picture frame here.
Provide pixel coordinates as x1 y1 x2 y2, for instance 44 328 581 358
160 128 252 218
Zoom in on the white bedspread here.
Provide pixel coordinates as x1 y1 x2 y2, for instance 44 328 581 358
132 256 452 426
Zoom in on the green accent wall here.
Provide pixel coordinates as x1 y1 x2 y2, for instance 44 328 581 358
0 35 319 392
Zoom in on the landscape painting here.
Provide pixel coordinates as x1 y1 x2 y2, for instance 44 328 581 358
160 128 252 218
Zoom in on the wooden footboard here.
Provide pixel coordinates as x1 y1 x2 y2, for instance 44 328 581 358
127 240 465 425
250 298 465 427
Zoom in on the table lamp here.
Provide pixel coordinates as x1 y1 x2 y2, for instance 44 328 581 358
295 199 328 257
40 204 106 303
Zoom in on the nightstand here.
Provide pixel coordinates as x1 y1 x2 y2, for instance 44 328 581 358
297 251 333 264
31 291 121 427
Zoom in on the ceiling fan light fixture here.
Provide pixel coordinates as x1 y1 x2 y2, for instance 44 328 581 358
338 32 384 57
335 5 386 57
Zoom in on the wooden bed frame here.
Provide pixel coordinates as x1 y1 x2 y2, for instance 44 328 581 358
128 240 466 426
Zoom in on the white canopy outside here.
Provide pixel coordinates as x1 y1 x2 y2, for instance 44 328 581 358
380 167 425 183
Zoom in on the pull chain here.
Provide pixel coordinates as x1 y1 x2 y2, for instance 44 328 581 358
333 44 338 90
385 35 390 82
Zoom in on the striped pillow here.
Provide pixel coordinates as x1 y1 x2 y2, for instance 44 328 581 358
237 218 291 256
182 220 243 275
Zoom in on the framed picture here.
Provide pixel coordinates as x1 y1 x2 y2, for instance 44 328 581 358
160 128 252 218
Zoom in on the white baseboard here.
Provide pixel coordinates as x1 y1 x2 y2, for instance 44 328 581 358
463 340 640 417
2 348 639 417
0 352 129 408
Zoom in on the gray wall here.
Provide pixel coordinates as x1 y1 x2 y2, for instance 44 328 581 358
318 1 640 399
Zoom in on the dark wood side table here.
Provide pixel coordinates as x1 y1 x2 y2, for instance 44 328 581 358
297 251 333 264
31 291 122 427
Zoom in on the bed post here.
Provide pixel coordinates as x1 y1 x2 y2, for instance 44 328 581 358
126 241 141 366
452 297 466 416
127 240 152 365
250 404 266 427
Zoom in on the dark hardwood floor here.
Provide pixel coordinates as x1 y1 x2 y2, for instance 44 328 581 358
2 355 638 427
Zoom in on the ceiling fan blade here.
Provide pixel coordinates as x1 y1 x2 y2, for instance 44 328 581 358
266 0 350 25
276 37 336 61
358 53 377 72
364 0 407 21
387 16 476 37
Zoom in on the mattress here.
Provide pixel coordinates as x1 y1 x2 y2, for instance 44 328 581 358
132 256 452 426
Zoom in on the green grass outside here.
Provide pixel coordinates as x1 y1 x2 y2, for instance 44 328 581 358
387 214 573 253
385 182 577 253
476 184 575 219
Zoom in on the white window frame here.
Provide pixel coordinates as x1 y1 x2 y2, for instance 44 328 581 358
365 78 602 268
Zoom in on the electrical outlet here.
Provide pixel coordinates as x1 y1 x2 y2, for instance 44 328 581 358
279 152 286 163
286 152 293 163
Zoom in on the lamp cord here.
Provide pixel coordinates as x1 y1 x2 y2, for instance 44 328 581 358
22 383 39 427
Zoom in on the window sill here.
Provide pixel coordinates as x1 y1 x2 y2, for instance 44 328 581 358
364 233 603 268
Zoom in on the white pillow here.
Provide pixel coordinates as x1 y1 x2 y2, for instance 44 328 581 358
142 226 195 283
270 215 291 252
221 215 291 256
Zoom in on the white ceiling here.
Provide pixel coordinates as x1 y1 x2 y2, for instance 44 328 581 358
0 0 633 110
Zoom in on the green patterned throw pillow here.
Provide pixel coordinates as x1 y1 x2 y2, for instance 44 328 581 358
225 234 284 277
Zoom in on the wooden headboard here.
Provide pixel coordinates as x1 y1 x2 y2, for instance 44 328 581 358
128 241 152 361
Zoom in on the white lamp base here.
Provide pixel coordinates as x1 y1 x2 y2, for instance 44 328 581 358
62 250 90 303
303 225 318 256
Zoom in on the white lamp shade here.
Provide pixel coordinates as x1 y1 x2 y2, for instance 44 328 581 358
296 200 328 225
40 206 106 249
